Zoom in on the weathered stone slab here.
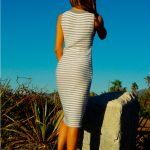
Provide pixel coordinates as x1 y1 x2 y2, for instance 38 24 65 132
77 92 139 150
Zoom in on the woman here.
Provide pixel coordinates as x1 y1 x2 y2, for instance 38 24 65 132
55 0 107 149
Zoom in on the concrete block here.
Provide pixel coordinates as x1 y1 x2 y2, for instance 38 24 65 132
77 92 139 150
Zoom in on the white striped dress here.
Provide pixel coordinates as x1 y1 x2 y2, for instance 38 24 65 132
56 8 95 127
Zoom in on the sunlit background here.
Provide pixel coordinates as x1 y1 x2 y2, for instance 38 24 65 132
2 0 150 93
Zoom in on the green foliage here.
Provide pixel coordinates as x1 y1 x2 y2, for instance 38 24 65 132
1 79 63 150
108 80 126 92
131 82 139 94
138 88 150 118
144 75 150 88
137 76 150 118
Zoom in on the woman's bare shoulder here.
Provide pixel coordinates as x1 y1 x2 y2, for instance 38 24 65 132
57 14 62 20
57 10 70 17
56 10 69 22
56 14 64 25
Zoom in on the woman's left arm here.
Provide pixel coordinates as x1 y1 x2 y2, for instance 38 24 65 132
55 14 64 61
94 15 107 40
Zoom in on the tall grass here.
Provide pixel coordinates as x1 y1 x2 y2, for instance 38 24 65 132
1 79 63 150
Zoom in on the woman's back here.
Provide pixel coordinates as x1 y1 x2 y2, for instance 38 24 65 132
61 9 95 55
56 8 95 128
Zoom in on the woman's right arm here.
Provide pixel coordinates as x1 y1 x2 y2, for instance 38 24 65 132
94 15 107 40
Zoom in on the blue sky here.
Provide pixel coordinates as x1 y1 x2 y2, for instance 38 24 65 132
1 0 150 94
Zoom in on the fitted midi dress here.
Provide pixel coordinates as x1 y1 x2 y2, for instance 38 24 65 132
56 9 95 127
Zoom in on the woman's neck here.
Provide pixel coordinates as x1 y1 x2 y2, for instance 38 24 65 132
72 6 84 11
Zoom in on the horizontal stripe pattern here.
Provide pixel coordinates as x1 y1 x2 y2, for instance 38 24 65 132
56 10 94 127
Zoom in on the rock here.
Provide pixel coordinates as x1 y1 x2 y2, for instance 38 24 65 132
77 91 139 150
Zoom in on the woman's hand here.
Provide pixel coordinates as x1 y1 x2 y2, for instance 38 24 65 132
94 15 107 40
56 50 63 62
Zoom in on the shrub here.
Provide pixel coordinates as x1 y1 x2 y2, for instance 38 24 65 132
1 79 63 149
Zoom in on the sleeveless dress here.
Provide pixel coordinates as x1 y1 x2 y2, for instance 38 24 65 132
56 9 95 127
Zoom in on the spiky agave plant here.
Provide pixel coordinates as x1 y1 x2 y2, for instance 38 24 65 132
1 80 63 150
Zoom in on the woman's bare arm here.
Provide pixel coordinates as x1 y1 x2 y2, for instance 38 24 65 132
55 14 64 61
94 15 107 40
